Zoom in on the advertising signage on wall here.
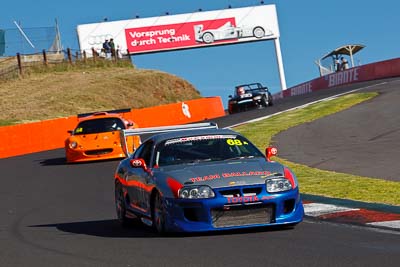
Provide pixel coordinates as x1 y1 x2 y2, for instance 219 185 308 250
77 4 279 55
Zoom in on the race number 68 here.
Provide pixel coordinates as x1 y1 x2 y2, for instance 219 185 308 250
227 139 243 146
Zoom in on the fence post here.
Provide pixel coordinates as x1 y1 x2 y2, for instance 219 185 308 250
16 53 23 75
92 48 97 63
42 49 48 66
115 49 119 62
83 50 87 63
127 49 132 62
67 48 72 64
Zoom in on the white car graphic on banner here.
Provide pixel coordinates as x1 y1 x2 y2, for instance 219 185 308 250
194 22 273 44
77 5 280 54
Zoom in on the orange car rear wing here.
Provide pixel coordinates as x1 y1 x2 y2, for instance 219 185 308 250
120 122 218 157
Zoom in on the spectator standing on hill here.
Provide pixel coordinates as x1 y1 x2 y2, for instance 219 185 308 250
109 38 116 58
116 45 123 59
103 39 111 59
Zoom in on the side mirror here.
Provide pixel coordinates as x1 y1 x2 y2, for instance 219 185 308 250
265 147 278 162
228 95 232 98
130 158 149 172
67 130 73 134
127 122 134 127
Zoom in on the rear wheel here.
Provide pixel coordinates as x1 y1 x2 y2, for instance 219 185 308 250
152 191 167 234
115 182 132 227
253 27 265 38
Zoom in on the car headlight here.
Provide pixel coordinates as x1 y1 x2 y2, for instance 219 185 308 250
266 177 292 193
253 96 262 100
69 141 78 149
178 186 215 199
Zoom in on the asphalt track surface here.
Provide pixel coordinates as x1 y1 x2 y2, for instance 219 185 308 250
273 78 400 182
1 78 399 267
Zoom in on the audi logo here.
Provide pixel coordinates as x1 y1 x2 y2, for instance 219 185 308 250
87 34 114 45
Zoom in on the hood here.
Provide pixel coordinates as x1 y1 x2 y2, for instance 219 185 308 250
66 131 120 150
157 158 284 188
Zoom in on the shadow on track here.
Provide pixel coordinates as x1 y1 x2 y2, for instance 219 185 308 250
29 219 296 238
39 157 67 166
39 157 121 166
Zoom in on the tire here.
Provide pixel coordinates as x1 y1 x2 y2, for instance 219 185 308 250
115 182 132 227
152 191 167 234
268 94 274 106
228 105 236 114
202 32 214 44
261 96 269 107
253 27 265 38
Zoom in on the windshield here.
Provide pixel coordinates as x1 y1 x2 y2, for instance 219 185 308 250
74 117 125 135
155 134 264 166
235 85 266 96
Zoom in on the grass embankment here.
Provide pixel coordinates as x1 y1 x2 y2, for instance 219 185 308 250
0 60 201 125
235 93 400 206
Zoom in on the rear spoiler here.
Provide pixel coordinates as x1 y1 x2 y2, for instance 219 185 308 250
77 108 131 118
120 122 218 157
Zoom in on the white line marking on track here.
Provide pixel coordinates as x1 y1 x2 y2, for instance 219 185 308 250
367 220 400 229
303 203 359 217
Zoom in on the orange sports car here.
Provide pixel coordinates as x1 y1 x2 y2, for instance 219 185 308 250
65 112 141 163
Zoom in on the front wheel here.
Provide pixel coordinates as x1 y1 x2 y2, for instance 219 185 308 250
268 94 274 106
152 191 167 234
261 96 269 107
202 32 215 44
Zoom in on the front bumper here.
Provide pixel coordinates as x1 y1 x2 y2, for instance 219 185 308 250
65 147 125 163
228 99 263 113
163 185 304 232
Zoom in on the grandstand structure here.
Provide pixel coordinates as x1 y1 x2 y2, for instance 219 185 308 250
315 44 365 76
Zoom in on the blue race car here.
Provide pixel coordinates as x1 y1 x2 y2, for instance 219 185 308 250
114 123 304 234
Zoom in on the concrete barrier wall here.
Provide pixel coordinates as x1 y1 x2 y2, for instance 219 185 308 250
280 57 400 98
0 96 225 158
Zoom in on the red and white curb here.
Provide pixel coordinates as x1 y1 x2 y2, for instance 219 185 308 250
303 202 400 231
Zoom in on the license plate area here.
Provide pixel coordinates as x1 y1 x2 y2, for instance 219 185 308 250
211 204 274 228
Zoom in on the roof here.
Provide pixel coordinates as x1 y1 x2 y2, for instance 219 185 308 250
321 44 365 60
150 128 238 143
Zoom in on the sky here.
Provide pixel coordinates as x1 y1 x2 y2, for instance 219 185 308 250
1 0 399 106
